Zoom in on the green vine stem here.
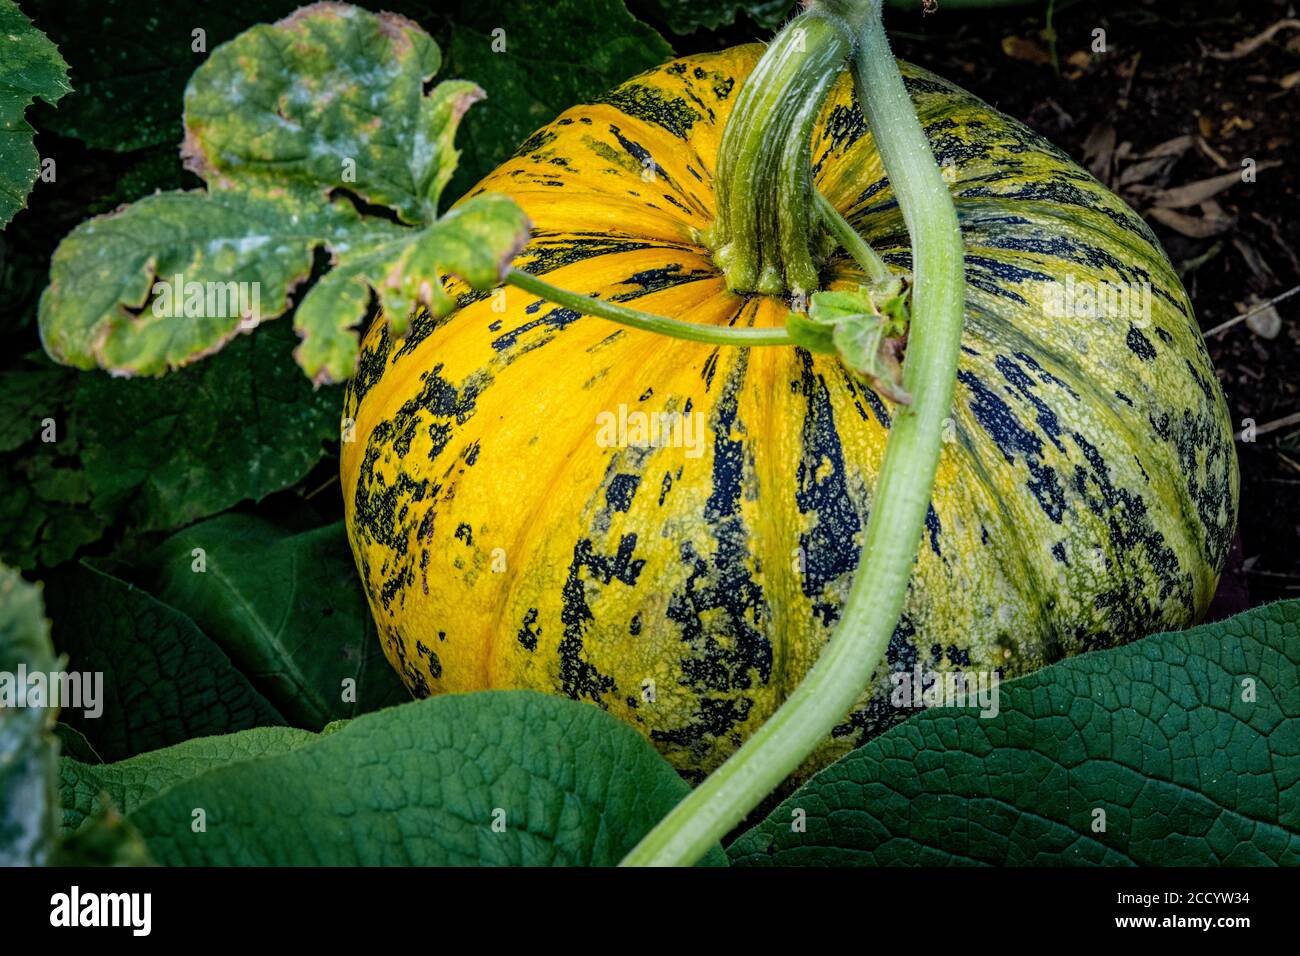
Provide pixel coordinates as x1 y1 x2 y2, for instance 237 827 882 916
620 1 965 867
505 268 795 347
815 189 891 283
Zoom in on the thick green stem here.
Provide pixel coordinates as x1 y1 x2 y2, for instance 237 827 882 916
705 7 857 295
620 4 965 867
505 268 794 347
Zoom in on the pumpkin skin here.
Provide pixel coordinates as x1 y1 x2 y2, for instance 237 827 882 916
341 47 1238 779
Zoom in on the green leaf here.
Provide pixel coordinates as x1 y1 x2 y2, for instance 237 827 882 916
60 725 317 832
36 2 531 384
43 562 286 762
787 283 912 403
136 514 409 729
639 0 1019 33
71 320 340 531
0 563 59 865
435 0 674 201
125 691 727 866
0 0 70 226
639 0 793 34
54 722 102 763
728 601 1300 866
0 325 334 568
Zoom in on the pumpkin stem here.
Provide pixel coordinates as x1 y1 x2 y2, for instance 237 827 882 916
621 1 966 867
504 269 796 347
702 4 863 296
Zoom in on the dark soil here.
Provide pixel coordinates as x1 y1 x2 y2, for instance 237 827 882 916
664 0 1300 611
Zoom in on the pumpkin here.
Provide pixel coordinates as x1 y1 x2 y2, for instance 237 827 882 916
340 46 1238 779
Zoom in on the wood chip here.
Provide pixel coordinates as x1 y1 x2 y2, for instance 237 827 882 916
1247 410 1300 437
1118 155 1178 188
1138 134 1194 159
1147 205 1235 238
1245 297 1283 339
1232 237 1277 283
1002 35 1051 65
1149 161 1281 208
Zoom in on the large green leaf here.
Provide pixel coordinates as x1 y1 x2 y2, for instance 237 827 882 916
36 3 530 384
136 514 409 729
0 0 70 226
729 601 1300 866
60 725 318 831
71 321 340 531
124 691 726 866
43 562 286 762
436 0 673 201
0 564 59 865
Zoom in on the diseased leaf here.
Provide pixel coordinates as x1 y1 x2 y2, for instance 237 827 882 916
290 191 530 380
36 2 531 384
136 514 409 729
0 0 70 226
39 188 349 375
124 691 727 866
60 726 318 832
43 562 286 762
728 601 1300 866
0 564 59 865
183 6 459 220
72 321 340 531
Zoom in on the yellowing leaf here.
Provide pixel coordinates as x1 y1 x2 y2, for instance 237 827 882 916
37 3 531 384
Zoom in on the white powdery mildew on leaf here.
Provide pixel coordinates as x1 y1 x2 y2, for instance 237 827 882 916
37 3 530 384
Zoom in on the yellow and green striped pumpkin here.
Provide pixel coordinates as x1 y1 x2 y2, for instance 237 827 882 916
341 47 1238 778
